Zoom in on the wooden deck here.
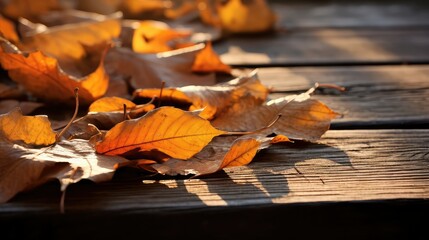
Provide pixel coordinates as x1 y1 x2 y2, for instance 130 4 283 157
1 1 429 239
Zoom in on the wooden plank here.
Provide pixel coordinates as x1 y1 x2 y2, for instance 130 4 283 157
272 2 429 28
215 29 429 66
257 65 429 128
1 129 428 215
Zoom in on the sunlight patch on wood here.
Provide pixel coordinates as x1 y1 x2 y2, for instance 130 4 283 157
184 179 228 206
220 46 271 65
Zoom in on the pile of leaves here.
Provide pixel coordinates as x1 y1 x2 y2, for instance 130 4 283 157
0 0 340 208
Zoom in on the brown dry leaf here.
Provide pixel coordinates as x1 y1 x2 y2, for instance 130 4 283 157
0 100 43 115
0 108 56 146
215 0 276 33
0 37 109 105
0 15 19 43
60 111 126 141
0 0 60 21
0 80 26 99
150 134 290 176
17 16 121 70
95 106 226 159
134 71 268 119
192 41 231 74
132 20 191 53
0 138 128 203
105 44 216 89
212 91 340 142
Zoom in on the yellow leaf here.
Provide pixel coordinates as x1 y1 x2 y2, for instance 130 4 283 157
0 37 109 105
0 108 56 146
96 106 226 159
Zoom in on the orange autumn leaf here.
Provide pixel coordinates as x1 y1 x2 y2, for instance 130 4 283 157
0 37 109 105
132 20 191 53
218 137 260 169
0 108 56 146
88 96 155 119
0 15 19 43
151 135 290 176
89 96 137 112
95 106 226 159
134 72 268 119
192 41 231 74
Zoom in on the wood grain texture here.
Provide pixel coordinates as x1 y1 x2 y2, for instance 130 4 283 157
272 2 429 28
215 29 429 66
258 65 429 128
1 130 428 215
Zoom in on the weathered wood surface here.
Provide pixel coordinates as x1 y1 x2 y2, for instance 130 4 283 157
2 2 429 240
273 2 429 28
1 130 428 215
216 28 429 66
258 65 429 128
215 1 429 66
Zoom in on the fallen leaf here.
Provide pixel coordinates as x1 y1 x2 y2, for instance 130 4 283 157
0 37 110 105
0 80 26 99
216 0 277 33
76 0 122 15
192 41 231 74
212 91 340 141
0 100 43 115
88 96 155 119
150 134 290 176
17 17 48 37
0 108 56 146
0 138 128 203
96 106 226 159
119 0 173 19
0 15 19 42
59 111 126 141
89 96 136 112
17 15 121 70
104 44 216 90
37 9 113 26
0 0 60 21
134 71 268 119
132 20 191 53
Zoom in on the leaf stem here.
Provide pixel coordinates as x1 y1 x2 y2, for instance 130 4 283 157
307 82 346 95
55 88 79 142
158 81 166 108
